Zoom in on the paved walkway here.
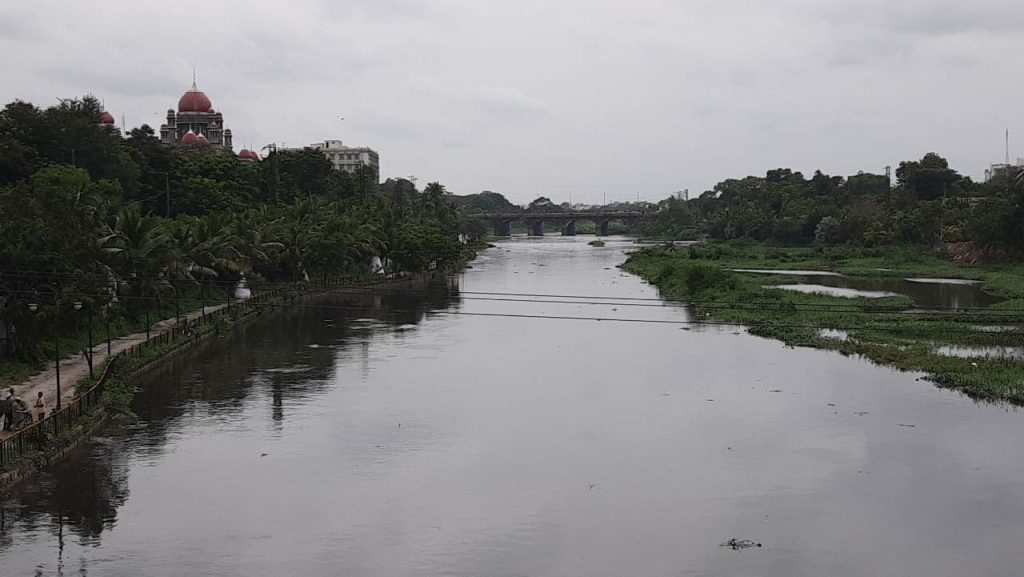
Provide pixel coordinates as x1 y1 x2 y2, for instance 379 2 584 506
0 303 229 438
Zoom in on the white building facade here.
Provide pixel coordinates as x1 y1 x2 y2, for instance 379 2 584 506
305 140 379 181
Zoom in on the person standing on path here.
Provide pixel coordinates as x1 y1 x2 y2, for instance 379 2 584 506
34 391 46 422
2 388 14 431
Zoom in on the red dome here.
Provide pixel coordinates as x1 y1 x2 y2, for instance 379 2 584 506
238 149 259 160
181 130 199 144
99 111 115 125
196 132 209 143
178 85 213 112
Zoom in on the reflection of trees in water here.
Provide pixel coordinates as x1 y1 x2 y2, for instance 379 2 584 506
0 436 130 556
0 276 461 552
133 277 459 442
3 279 460 546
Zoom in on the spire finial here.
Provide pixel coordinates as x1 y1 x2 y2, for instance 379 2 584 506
192 67 197 90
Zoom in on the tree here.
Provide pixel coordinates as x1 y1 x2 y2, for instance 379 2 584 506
527 196 559 212
814 216 841 245
895 153 962 202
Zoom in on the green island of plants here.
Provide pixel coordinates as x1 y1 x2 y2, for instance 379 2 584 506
622 243 1024 403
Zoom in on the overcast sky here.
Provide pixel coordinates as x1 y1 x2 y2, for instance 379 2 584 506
3 0 1023 204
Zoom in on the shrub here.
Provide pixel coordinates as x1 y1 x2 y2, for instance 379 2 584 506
683 264 733 294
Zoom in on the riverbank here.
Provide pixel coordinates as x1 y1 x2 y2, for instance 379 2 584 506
622 243 1024 403
0 262 477 488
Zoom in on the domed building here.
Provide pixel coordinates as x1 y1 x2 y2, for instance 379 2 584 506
159 79 233 150
237 148 259 163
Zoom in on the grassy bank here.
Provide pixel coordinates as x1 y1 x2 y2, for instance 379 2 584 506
622 243 1024 403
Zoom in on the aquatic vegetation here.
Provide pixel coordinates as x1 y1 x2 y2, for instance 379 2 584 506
623 245 1024 403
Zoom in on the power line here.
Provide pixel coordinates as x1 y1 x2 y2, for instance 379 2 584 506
4 281 1023 319
2 268 1021 314
2 286 1021 337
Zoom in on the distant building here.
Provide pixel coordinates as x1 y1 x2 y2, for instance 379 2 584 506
985 162 1024 182
159 79 234 151
304 140 379 181
98 109 120 135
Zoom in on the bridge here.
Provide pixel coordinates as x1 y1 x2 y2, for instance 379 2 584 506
483 211 646 237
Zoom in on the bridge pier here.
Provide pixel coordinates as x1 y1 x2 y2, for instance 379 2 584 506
561 221 576 236
493 220 512 237
528 220 545 236
595 220 610 236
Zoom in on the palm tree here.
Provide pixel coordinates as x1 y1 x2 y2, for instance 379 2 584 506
99 205 171 309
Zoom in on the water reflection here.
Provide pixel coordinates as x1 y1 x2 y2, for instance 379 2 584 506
0 276 458 568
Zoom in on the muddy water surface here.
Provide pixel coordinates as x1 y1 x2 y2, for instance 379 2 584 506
3 238 1024 576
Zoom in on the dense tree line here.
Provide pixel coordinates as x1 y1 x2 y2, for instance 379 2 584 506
640 153 1024 249
0 96 475 363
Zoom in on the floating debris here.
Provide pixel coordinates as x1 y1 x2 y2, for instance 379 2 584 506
720 538 762 550
818 328 850 342
732 269 841 277
934 345 1024 360
904 277 982 285
972 325 1017 333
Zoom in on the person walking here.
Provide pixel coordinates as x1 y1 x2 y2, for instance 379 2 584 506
9 394 30 430
2 388 14 431
34 391 46 423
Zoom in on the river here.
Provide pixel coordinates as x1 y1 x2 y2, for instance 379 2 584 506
2 237 1024 576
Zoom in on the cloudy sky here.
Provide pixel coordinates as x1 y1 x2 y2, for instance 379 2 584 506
3 0 1023 204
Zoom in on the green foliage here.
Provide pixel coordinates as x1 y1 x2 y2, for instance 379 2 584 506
451 190 518 214
637 153 1014 249
0 95 467 367
682 264 734 294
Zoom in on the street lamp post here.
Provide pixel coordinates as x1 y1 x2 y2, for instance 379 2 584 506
29 301 61 410
174 280 181 326
106 285 117 356
74 301 93 380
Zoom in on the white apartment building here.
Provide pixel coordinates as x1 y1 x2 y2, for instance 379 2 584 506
305 139 380 181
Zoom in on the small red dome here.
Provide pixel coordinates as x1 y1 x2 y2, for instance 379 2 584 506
238 149 259 160
196 133 210 145
178 86 213 113
99 111 115 125
181 130 199 144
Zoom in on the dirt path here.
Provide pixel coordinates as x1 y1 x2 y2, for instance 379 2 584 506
0 303 229 437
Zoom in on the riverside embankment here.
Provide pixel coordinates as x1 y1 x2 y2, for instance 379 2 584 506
0 271 455 489
622 243 1024 402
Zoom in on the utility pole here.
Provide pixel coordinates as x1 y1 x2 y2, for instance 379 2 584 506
262 143 280 203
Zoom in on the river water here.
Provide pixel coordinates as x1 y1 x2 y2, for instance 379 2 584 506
3 238 1024 576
